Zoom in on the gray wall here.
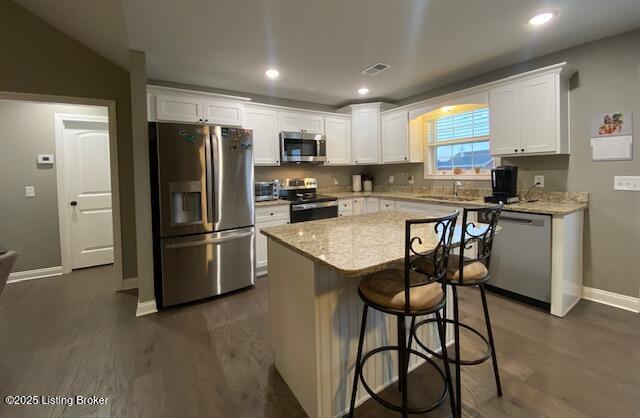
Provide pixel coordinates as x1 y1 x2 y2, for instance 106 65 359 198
370 29 640 297
0 101 107 272
0 0 137 279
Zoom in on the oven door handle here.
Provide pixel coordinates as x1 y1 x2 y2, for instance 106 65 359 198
292 201 338 211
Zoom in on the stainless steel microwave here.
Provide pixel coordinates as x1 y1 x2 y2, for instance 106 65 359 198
280 131 326 163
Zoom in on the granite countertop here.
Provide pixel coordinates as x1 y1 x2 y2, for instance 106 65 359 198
327 191 587 216
261 211 489 277
255 199 291 208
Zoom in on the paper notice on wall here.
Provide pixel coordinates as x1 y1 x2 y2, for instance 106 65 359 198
591 135 633 161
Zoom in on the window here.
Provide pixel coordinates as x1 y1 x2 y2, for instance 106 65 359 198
424 105 494 178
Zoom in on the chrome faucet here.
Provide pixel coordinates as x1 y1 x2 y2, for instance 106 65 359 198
453 181 462 197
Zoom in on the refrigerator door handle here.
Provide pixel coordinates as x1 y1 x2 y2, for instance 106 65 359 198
205 133 213 226
164 230 254 250
211 129 220 224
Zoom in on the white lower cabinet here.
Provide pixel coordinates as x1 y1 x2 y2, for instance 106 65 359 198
379 199 396 211
338 198 353 217
255 205 290 275
352 198 366 216
365 198 380 213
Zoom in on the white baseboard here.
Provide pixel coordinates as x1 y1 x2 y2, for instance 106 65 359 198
8 266 63 283
583 286 640 313
136 300 158 317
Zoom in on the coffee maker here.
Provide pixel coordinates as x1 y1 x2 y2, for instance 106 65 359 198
484 166 519 204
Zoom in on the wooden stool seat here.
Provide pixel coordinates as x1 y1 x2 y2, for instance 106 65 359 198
360 269 444 312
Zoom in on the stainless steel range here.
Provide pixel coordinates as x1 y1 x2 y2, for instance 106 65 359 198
279 178 338 223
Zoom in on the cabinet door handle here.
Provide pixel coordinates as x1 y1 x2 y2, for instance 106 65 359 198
514 149 518 153
521 148 525 152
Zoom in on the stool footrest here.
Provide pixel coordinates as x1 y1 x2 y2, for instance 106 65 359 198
357 345 449 414
413 318 492 366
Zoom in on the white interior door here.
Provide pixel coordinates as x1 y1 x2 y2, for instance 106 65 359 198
63 119 114 269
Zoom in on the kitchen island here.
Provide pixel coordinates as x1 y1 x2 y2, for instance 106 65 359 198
261 211 472 418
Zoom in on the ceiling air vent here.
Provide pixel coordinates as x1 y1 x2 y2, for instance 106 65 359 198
361 62 391 76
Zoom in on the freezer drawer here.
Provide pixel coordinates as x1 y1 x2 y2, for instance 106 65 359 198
485 211 552 308
160 227 255 306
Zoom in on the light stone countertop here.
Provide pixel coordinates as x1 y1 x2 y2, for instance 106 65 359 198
327 191 587 216
255 199 291 208
261 211 489 277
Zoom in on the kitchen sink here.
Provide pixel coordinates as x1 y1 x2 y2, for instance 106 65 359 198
416 194 478 202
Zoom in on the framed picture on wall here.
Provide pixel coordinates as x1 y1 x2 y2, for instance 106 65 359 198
591 110 632 137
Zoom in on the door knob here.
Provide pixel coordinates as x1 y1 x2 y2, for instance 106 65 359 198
70 201 78 206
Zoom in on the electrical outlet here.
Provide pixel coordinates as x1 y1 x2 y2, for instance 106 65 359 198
25 186 35 197
389 175 394 184
614 176 640 191
534 175 545 188
408 175 414 185
333 176 339 185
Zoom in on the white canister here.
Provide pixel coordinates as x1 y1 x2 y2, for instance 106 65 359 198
352 175 362 192
363 180 373 192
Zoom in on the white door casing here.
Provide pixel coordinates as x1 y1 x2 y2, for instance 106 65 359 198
56 115 114 271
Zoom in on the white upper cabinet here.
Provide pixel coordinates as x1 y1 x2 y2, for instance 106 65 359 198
489 66 570 157
202 99 244 126
381 110 409 163
351 106 381 164
278 111 325 134
155 93 244 126
156 94 204 123
325 117 351 165
519 73 557 154
489 83 520 155
244 106 280 166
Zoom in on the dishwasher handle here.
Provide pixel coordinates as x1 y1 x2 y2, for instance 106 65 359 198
500 216 546 227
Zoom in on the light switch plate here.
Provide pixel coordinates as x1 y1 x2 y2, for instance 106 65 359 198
614 176 640 191
534 175 545 188
333 176 339 185
408 175 414 185
25 186 35 197
389 175 394 184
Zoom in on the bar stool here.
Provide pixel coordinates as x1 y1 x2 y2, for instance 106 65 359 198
409 204 503 418
348 212 459 418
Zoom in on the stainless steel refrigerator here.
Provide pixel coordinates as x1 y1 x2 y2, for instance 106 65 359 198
149 122 255 307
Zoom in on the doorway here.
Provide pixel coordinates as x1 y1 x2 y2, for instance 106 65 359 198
0 92 124 291
55 114 114 271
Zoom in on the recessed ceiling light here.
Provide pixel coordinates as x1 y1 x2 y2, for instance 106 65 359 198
441 105 454 112
265 68 280 79
358 87 369 95
529 12 554 26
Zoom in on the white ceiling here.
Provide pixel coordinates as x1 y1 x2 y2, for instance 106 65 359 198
14 0 640 106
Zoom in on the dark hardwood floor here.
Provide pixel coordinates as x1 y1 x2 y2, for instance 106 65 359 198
0 266 638 417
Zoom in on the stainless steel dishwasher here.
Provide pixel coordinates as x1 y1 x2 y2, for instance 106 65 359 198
480 210 552 310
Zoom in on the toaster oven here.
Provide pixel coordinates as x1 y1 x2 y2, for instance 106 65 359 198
254 180 280 201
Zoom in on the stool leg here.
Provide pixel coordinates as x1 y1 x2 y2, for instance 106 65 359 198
435 310 456 418
397 315 409 418
349 304 369 417
452 286 462 418
480 283 503 397
407 316 416 371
